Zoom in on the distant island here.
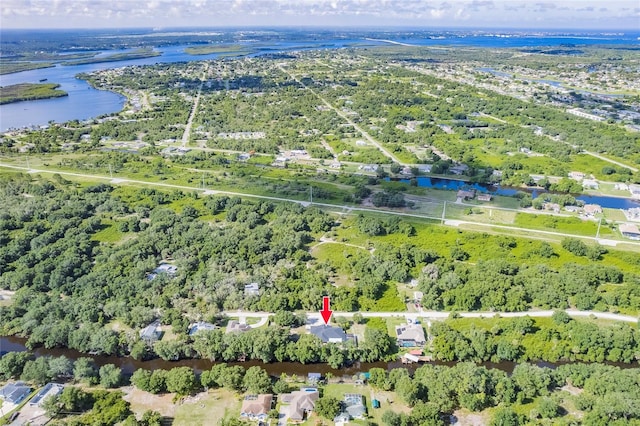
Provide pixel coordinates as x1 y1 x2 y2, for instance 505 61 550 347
0 62 55 75
0 83 68 104
184 44 253 56
61 48 160 66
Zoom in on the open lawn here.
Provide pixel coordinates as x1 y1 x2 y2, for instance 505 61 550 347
315 383 411 425
173 389 242 426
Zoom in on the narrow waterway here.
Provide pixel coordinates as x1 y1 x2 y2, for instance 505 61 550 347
1 336 636 377
392 176 640 210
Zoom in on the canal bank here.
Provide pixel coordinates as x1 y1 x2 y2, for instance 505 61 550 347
1 336 637 377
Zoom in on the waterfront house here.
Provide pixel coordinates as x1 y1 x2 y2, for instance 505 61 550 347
281 389 320 423
620 223 640 240
140 320 162 343
395 323 427 347
240 394 273 421
0 381 31 405
309 325 348 343
188 321 216 336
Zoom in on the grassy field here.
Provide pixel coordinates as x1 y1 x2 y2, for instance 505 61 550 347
0 83 67 104
314 383 412 426
172 389 242 426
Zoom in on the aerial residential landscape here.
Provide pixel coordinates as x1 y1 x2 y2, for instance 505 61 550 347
0 1 639 426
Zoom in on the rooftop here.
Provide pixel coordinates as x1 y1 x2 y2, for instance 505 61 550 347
309 325 347 343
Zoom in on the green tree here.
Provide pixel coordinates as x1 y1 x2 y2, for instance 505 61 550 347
99 364 122 388
315 396 342 419
490 407 520 426
243 366 271 394
0 352 31 380
166 367 197 395
73 357 98 384
21 357 51 385
131 369 153 392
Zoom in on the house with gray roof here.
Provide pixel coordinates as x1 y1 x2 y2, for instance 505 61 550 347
140 320 162 343
0 381 31 405
188 321 216 336
395 323 427 347
334 393 366 422
309 325 347 343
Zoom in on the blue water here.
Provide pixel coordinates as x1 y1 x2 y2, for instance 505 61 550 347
392 176 640 210
1 30 638 131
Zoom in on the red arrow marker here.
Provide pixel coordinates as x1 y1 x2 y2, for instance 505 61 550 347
320 296 333 325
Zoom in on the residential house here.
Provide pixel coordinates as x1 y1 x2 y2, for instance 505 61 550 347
309 325 348 343
29 383 64 406
477 194 492 202
335 394 367 421
395 324 427 347
0 381 31 405
281 389 320 423
620 223 640 240
226 320 251 333
456 189 475 200
629 184 640 199
583 204 603 216
148 263 177 280
582 179 599 190
623 208 640 221
240 394 273 421
140 320 162 343
450 164 469 175
188 321 216 336
244 283 260 297
568 171 585 181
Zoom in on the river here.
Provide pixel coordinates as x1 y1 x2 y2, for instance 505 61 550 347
0 39 372 132
1 336 636 377
2 30 639 131
392 176 640 210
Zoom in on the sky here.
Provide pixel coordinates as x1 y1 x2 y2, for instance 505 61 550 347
1 0 639 30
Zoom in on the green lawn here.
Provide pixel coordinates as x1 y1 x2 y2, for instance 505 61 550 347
173 389 242 426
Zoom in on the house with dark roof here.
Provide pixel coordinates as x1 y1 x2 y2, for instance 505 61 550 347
395 323 427 347
281 389 319 423
226 320 251 333
309 325 347 343
0 381 31 405
240 394 273 421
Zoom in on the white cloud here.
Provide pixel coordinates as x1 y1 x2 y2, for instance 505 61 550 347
0 0 637 28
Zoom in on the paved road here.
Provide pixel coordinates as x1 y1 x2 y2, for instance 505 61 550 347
3 161 640 249
181 65 207 148
278 64 406 166
224 309 638 324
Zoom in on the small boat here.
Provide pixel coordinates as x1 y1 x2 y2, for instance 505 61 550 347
39 78 48 82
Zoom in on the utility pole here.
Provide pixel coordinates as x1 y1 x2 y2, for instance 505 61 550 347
310 186 313 204
202 172 205 190
109 164 113 179
26 156 30 170
596 217 602 240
